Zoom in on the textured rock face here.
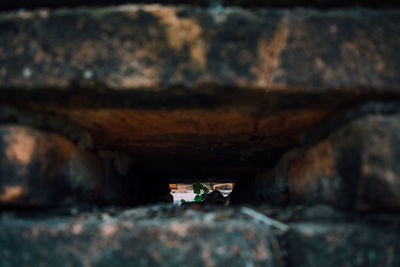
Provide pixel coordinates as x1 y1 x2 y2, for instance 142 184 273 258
289 113 400 211
18 100 336 180
0 6 399 90
1 205 400 267
0 206 279 267
0 2 400 266
0 124 101 206
0 5 400 180
288 222 400 267
251 108 400 211
0 124 171 206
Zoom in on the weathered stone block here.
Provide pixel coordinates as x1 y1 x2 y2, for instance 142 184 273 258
0 6 399 90
0 124 101 206
0 124 172 206
288 222 400 267
0 207 278 266
1 6 399 180
256 110 400 210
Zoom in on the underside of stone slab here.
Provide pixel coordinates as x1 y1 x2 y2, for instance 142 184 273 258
2 90 398 182
1 6 400 182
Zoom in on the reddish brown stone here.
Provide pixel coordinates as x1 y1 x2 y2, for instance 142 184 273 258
0 124 102 206
18 102 335 180
0 6 398 91
0 5 399 181
256 110 400 211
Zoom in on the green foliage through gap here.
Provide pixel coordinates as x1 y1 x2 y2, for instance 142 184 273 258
193 183 209 202
180 183 210 203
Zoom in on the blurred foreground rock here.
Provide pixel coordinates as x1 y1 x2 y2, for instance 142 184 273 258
1 204 399 266
0 205 279 267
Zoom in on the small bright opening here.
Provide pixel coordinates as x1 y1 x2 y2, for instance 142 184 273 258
169 183 234 205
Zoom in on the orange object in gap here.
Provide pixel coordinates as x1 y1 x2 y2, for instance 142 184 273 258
169 184 177 190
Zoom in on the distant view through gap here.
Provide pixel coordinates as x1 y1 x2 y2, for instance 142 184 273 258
170 183 234 205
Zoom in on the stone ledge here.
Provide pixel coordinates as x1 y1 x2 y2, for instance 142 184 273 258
0 206 278 267
1 205 399 266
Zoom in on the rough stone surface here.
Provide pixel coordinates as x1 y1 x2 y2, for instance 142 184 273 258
252 107 400 211
0 105 94 150
0 3 398 266
288 222 400 267
1 204 399 266
0 124 102 207
0 89 350 180
1 5 399 180
0 124 172 207
24 100 337 180
0 206 279 267
0 6 399 90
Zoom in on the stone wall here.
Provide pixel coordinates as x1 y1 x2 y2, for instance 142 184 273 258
0 1 400 266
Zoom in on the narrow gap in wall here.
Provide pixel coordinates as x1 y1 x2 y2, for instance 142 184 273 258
170 182 234 205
